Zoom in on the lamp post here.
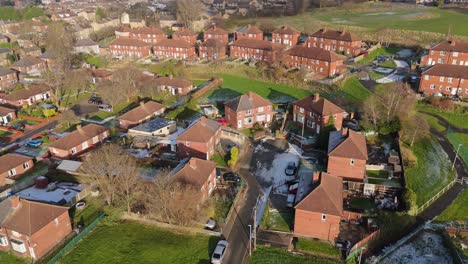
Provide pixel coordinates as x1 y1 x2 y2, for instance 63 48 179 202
248 224 252 256
452 143 462 171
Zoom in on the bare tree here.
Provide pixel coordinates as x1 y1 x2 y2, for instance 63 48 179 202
401 114 430 146
45 22 75 71
361 95 380 132
111 66 143 102
176 0 205 28
97 80 126 108
59 109 79 128
375 82 416 123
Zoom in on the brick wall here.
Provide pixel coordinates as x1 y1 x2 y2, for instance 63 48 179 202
419 74 468 97
421 51 468 66
306 38 362 56
271 33 299 47
230 46 274 63
327 156 366 181
294 209 341 242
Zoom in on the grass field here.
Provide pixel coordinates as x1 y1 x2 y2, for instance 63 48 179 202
250 246 338 264
446 132 468 167
58 222 218 264
357 47 399 65
0 251 27 264
337 77 372 104
419 113 446 133
295 238 341 259
366 170 389 179
260 209 293 232
437 189 468 222
417 104 468 129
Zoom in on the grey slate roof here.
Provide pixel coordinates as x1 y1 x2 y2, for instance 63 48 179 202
0 66 15 76
75 38 98 47
129 118 175 133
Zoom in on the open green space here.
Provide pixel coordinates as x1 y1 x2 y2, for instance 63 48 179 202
366 170 389 179
417 104 468 129
368 70 387 81
357 47 399 65
0 5 44 21
419 113 446 133
261 209 293 232
85 55 108 68
0 130 13 137
250 246 338 264
58 221 218 264
379 60 397 69
0 251 27 264
338 77 372 104
446 132 468 167
70 198 104 227
295 238 341 259
437 189 468 222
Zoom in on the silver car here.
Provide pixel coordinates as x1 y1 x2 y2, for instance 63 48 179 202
211 240 229 264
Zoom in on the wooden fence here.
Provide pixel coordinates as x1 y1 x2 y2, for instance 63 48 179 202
191 77 223 99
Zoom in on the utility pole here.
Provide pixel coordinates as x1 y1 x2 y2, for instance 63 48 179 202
248 224 252 256
452 143 462 171
253 203 257 250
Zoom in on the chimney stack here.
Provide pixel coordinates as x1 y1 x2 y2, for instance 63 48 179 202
449 39 456 46
10 196 20 209
342 127 349 137
313 93 320 102
312 171 321 184
200 116 206 124
189 158 197 169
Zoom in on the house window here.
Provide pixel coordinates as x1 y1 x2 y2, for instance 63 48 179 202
0 235 8 246
446 87 451 91
350 159 355 165
321 213 326 221
8 168 16 177
82 141 89 149
453 52 459 57
424 75 429 80
448 77 453 83
440 76 445 82
23 162 30 169
299 107 304 113
307 120 315 128
430 84 435 89
10 239 26 253
92 136 99 144
71 147 77 155
258 107 264 112
246 110 251 115
54 218 59 225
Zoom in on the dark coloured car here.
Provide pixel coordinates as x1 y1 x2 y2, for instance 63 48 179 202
11 123 25 131
285 161 297 176
98 104 113 112
223 172 240 182
88 96 103 105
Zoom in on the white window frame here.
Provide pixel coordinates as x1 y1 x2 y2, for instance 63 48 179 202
0 235 8 246
10 239 26 253
23 162 30 169
71 147 77 155
8 168 16 177
350 158 355 165
321 213 326 221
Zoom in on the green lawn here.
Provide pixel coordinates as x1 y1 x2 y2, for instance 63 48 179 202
58 222 218 264
367 178 401 187
436 189 468 222
85 55 108 68
419 113 446 133
357 47 399 65
0 130 13 137
368 70 387 81
417 104 468 129
446 132 468 167
250 246 338 264
261 209 293 232
350 197 377 212
0 251 27 264
338 77 372 104
404 138 455 206
366 170 389 179
212 153 228 168
70 198 104 227
379 60 397 68
295 238 341 259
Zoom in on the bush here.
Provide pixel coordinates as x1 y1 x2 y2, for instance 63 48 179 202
405 188 418 215
430 97 455 111
227 146 239 166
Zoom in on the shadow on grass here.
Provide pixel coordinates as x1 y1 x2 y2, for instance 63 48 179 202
201 236 221 263
266 88 297 102
207 88 242 102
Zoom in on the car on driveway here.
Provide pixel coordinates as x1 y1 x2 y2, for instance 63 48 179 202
27 139 43 147
217 118 228 126
88 96 103 105
211 240 228 264
223 172 240 183
285 161 296 176
98 104 113 112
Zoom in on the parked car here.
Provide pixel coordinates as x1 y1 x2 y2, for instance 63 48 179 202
217 118 228 126
88 96 103 105
223 172 240 183
98 104 113 112
10 123 25 131
211 240 229 264
205 219 216 230
27 139 43 147
285 162 297 176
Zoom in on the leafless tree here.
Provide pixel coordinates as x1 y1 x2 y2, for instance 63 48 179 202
45 22 75 71
111 66 143 102
375 82 416 123
401 114 430 146
59 110 79 128
97 80 126 108
361 96 380 131
176 0 205 28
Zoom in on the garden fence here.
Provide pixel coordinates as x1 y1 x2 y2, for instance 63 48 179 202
47 213 105 264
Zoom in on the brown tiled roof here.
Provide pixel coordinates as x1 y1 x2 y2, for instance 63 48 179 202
173 27 197 37
154 39 193 48
2 198 69 236
328 129 368 160
205 26 228 35
172 158 216 188
294 94 344 116
0 67 15 76
422 64 468 79
49 124 109 151
132 26 165 35
311 28 359 42
431 39 468 53
295 172 343 216
109 38 150 47
0 154 32 174
11 56 44 68
225 92 271 112
236 24 262 35
0 105 15 116
156 76 192 88
273 25 299 35
288 46 343 62
177 117 221 143
90 68 113 78
3 84 51 101
231 38 274 50
75 38 98 47
118 101 166 123
200 39 226 48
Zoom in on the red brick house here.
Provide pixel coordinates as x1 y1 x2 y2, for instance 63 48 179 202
0 154 33 187
89 68 113 83
307 29 362 56
230 39 280 63
171 157 217 200
235 24 263 41
0 197 72 260
173 27 198 46
271 25 300 47
204 26 229 44
420 39 468 66
327 129 368 182
115 26 131 38
286 46 345 77
153 39 196 60
0 105 16 126
225 92 273 129
292 94 345 134
108 38 151 58
118 101 166 130
1 84 52 107
0 67 18 90
419 64 468 97
130 26 166 45
177 117 222 160
294 172 343 242
10 56 47 75
48 124 110 159
155 76 194 96
199 39 227 60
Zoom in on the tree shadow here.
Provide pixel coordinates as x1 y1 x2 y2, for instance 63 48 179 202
197 236 221 264
266 88 297 103
207 88 242 102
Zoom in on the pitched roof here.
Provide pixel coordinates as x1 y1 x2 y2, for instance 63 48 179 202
115 26 131 33
173 27 197 37
295 172 343 216
153 38 193 48
0 153 32 174
3 84 50 101
129 117 175 133
0 105 15 116
118 101 166 123
311 28 359 42
172 158 216 188
236 24 262 35
132 26 165 35
1 198 69 236
422 64 468 79
431 39 468 53
231 38 275 50
225 92 271 112
48 124 108 150
273 25 299 35
200 38 226 47
205 26 228 35
90 68 113 78
11 56 44 68
177 117 221 143
156 76 192 88
109 37 150 47
294 94 344 116
328 129 368 160
75 38 98 47
0 66 15 76
288 46 343 62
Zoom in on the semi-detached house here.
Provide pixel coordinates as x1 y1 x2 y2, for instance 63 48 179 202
286 46 345 77
271 25 300 47
420 39 468 66
1 84 51 107
0 154 34 187
419 64 468 97
224 92 273 129
109 38 151 58
177 117 222 160
230 39 279 63
129 26 166 45
153 39 196 60
307 28 362 56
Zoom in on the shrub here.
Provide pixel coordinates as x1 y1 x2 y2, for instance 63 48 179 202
227 146 239 166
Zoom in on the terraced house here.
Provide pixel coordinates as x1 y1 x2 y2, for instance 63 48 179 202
230 39 280 63
108 38 151 58
419 64 468 97
129 26 167 45
235 24 263 41
307 28 362 56
420 39 468 66
153 39 196 60
173 27 198 46
204 26 229 44
271 25 300 47
176 117 222 160
224 92 273 129
286 46 345 77
0 67 18 90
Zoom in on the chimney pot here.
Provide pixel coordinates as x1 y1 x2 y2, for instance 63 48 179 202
312 171 320 183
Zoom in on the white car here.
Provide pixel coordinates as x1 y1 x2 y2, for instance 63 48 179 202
211 240 229 264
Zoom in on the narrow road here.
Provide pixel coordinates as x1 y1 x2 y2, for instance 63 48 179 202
223 142 262 264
